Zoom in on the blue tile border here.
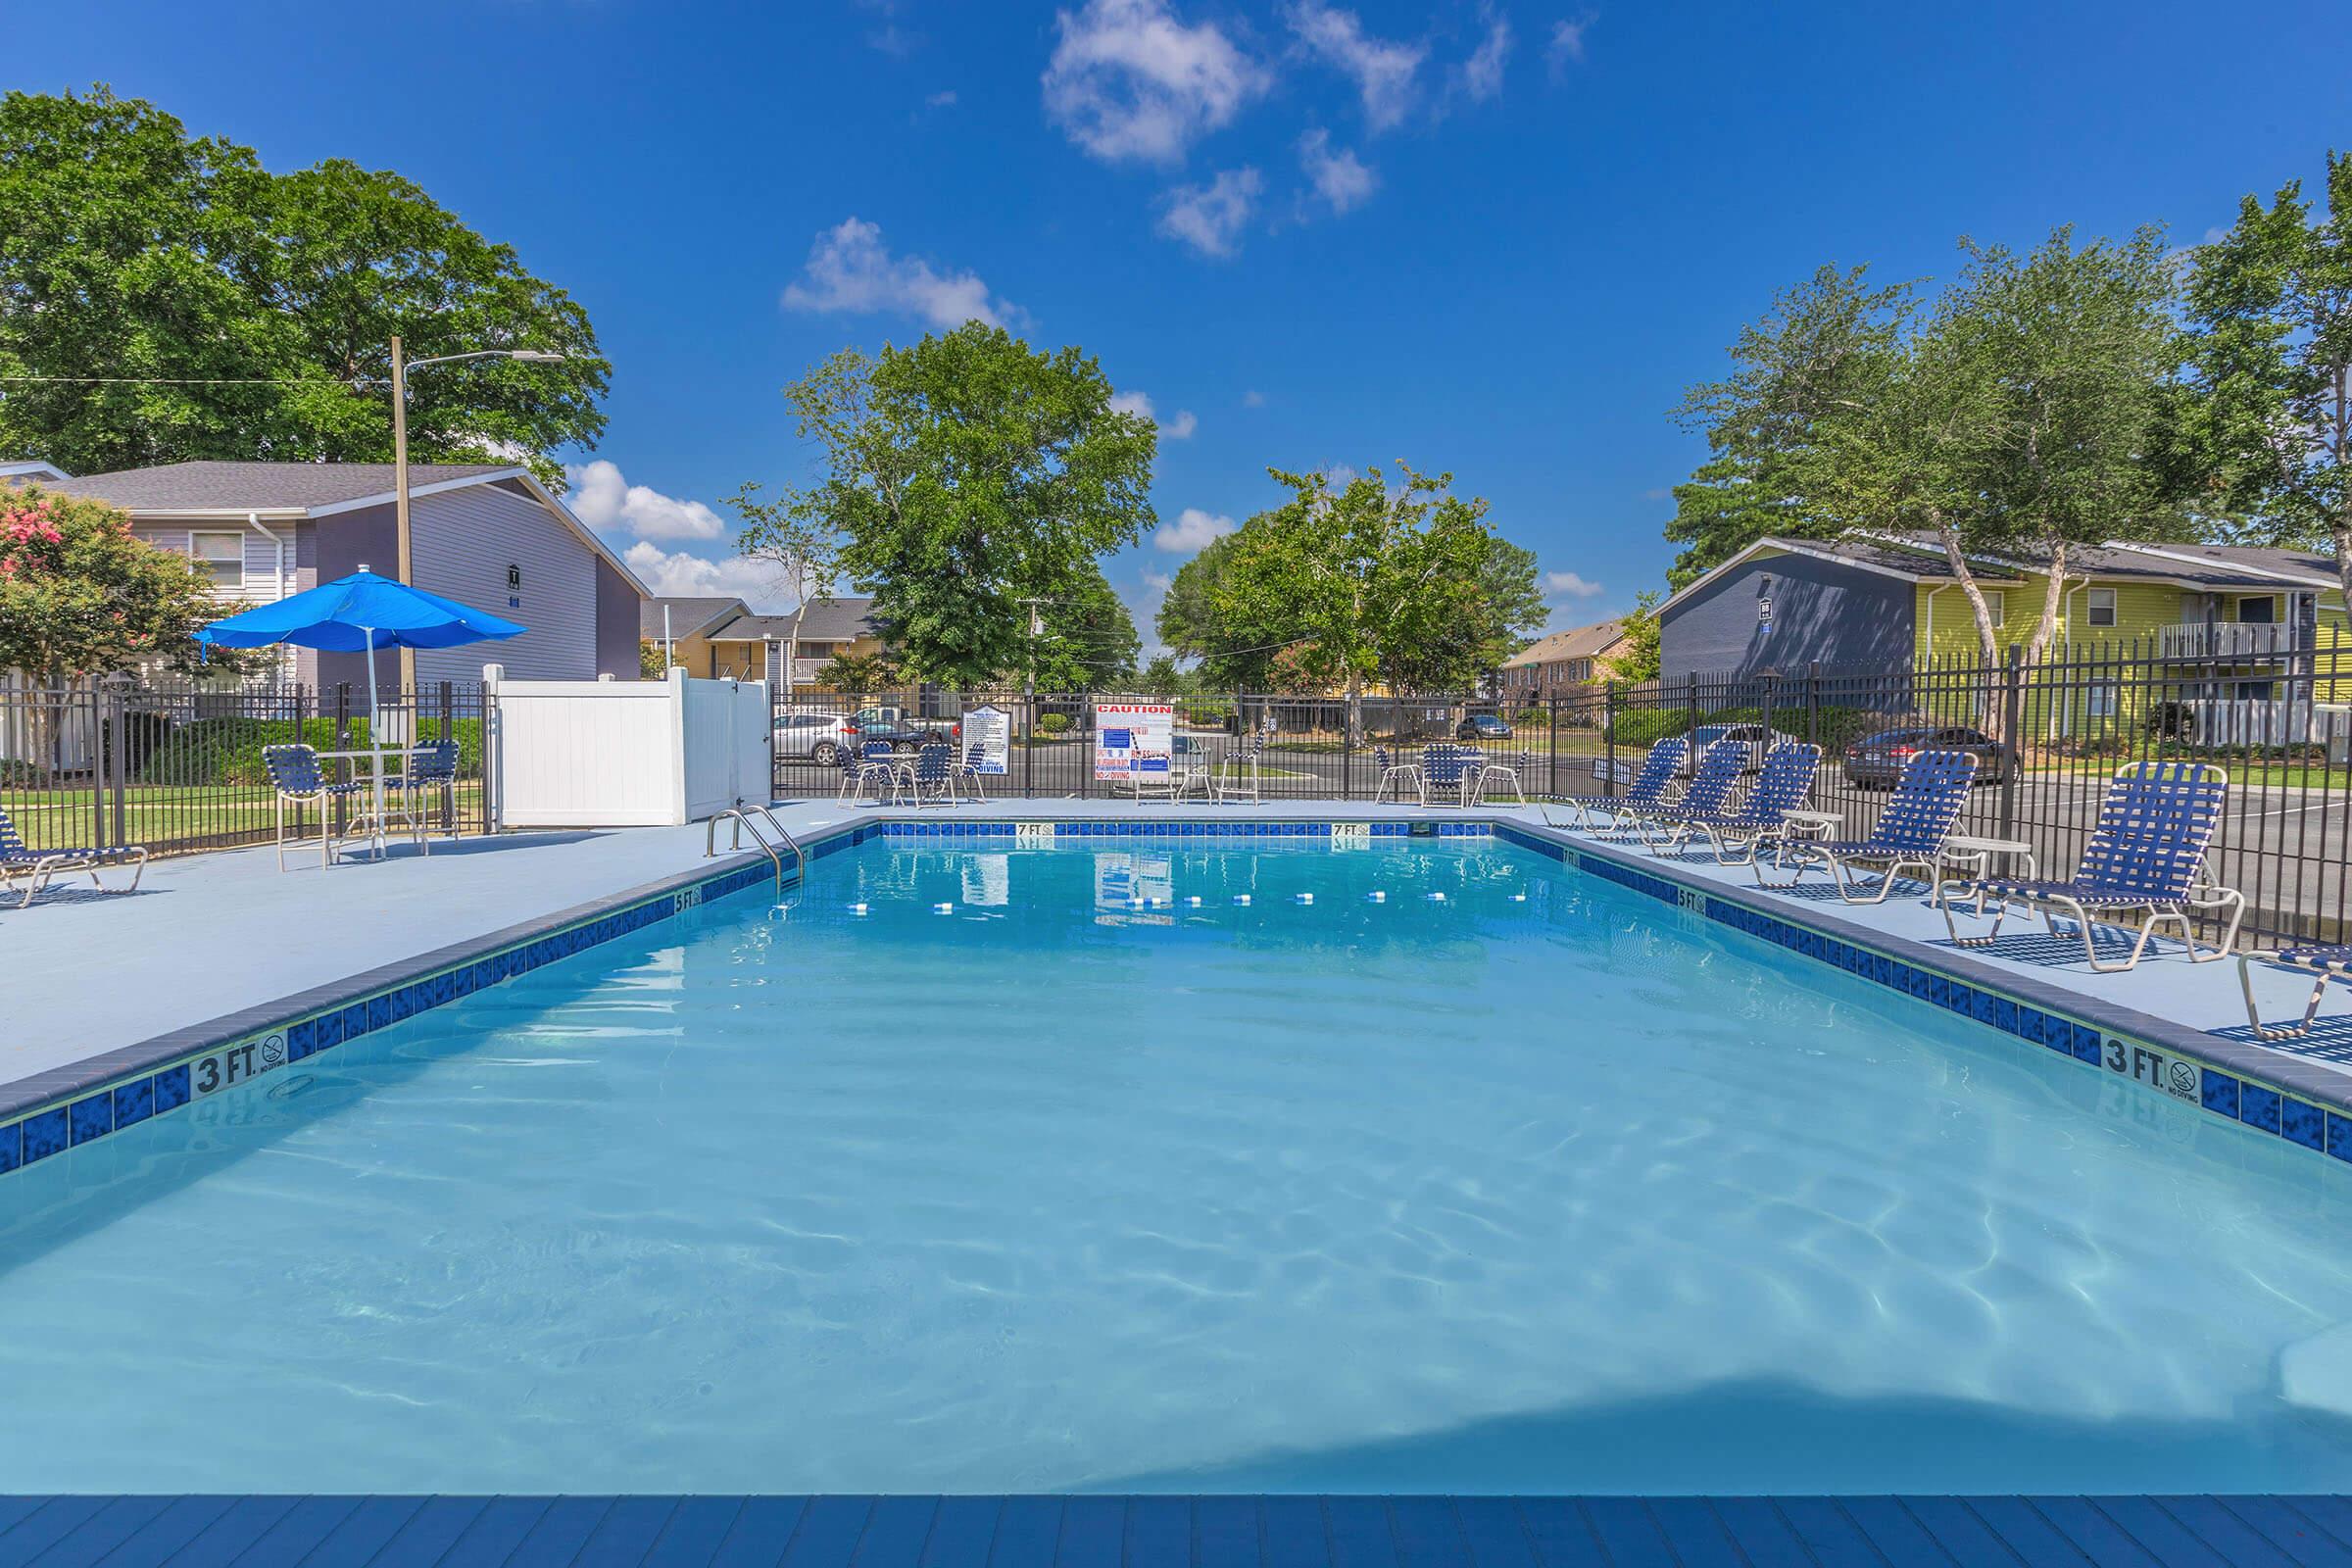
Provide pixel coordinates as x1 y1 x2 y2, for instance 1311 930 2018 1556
1493 818 2352 1175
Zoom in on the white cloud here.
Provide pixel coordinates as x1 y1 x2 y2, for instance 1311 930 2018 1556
1044 0 1268 165
781 217 1016 329
1143 569 1173 591
565 460 724 542
1457 9 1512 101
1243 389 1266 408
1110 388 1200 439
1545 570 1604 599
1153 507 1237 553
1297 127 1377 215
1156 167 1262 257
622 542 793 610
1286 2 1426 132
926 90 958 108
1546 15 1594 77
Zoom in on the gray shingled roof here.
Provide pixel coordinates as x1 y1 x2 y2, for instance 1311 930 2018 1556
46 461 514 512
640 596 748 640
1502 619 1625 668
709 597 879 643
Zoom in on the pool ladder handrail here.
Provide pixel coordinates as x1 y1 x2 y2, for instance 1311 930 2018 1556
705 804 807 903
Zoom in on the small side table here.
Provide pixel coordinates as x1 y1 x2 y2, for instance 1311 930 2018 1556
1936 834 2038 910
1774 808 1844 870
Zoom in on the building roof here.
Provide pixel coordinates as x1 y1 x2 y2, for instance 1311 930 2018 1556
2092 540 2339 588
1501 618 1626 668
709 597 880 643
640 596 749 640
0 460 71 485
46 461 514 514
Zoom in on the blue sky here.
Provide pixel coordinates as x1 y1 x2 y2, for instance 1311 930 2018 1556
15 1 2352 650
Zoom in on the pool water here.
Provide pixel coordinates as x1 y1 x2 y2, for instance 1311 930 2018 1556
8 836 2352 1494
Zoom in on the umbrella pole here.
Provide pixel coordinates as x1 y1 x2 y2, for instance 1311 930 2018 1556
365 626 387 862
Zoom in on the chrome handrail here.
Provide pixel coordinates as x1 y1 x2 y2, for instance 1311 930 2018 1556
705 804 807 902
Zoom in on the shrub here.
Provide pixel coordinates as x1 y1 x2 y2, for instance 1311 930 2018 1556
1036 711 1071 737
1605 707 1690 746
138 715 483 787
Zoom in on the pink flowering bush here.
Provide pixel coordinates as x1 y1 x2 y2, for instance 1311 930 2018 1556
0 486 232 686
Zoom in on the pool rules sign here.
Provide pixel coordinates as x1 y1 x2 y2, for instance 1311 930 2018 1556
1095 703 1174 784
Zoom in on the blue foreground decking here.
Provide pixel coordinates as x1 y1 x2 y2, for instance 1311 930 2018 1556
5 1494 2352 1567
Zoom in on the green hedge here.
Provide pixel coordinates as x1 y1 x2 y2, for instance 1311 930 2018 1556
1036 712 1071 737
1603 703 1888 754
137 716 484 787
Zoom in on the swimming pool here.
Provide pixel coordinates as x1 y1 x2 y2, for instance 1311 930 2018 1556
7 832 2352 1494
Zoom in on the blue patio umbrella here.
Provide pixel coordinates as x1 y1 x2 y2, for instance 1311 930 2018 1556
196 565 525 723
197 568 524 857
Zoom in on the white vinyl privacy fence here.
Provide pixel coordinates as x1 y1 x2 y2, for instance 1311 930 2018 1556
487 666 770 827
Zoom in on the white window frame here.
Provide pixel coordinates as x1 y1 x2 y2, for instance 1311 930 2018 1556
1977 590 2004 625
187 530 244 591
2085 587 2117 628
2086 681 2120 717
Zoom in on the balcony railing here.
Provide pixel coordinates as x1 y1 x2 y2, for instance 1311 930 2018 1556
2157 621 2301 659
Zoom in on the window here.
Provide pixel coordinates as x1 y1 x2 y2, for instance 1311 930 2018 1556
188 532 243 590
2239 594 2278 625
2086 682 2120 717
2086 587 2117 628
1980 591 2004 624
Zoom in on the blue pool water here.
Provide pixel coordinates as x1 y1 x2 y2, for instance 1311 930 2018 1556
8 836 2352 1494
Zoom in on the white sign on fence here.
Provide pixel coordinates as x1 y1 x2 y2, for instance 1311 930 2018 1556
964 705 1011 775
1095 703 1173 784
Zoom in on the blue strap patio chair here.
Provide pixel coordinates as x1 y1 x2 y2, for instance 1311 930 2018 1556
1762 749 1977 900
1644 741 1822 864
383 739 460 852
1417 744 1478 808
908 742 957 806
1217 734 1265 805
952 743 991 801
838 740 907 807
262 743 370 872
1372 745 1421 805
1544 738 1688 834
0 804 148 907
1941 760 2245 972
1606 736 1744 840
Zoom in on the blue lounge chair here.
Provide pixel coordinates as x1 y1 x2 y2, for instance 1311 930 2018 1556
1763 749 1977 900
2239 946 2352 1040
1645 741 1822 863
0 805 148 907
1941 760 2245 972
262 743 371 871
1545 738 1688 833
1603 735 1744 840
837 741 906 807
385 739 460 851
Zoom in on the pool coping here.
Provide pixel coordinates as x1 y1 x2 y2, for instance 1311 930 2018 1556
6 808 2351 1178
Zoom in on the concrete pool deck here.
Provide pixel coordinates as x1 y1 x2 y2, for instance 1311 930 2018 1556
12 793 2352 1114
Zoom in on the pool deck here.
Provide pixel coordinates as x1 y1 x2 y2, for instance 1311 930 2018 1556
14 794 2352 1116
4 1492 2350 1567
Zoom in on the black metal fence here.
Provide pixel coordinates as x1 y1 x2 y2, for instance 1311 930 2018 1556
1 677 494 858
772 630 2352 949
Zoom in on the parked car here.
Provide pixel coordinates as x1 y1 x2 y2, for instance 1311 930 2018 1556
842 707 961 756
773 709 853 764
1841 724 2019 789
1456 713 1515 741
1687 721 1804 773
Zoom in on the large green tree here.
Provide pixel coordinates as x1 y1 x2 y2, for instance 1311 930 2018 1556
778 323 1156 688
1204 464 1543 739
1026 566 1140 690
1157 531 1285 689
725 480 845 699
0 86 608 479
2183 153 2352 607
1665 265 1909 587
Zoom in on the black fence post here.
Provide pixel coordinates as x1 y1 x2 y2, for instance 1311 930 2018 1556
438 679 457 832
1021 697 1036 800
1548 697 1559 799
1759 672 1777 761
332 682 353 839
1806 662 1821 751
1603 681 1619 800
1998 643 2026 839
1684 673 1700 776
1083 695 1097 800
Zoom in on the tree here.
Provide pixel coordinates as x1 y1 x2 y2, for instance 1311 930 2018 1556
780 324 1156 688
1026 567 1139 690
816 650 902 696
1605 590 1663 682
2183 152 2352 607
639 639 668 679
725 480 845 700
1139 654 1201 695
1665 265 1910 587
0 486 240 773
1207 464 1542 741
0 86 608 480
1157 532 1285 689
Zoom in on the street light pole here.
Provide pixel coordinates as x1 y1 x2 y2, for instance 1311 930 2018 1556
386 338 565 703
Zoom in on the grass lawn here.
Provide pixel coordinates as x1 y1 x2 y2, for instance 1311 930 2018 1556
5 783 487 853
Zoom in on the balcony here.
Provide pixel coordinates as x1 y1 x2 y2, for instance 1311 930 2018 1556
2156 621 2301 660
